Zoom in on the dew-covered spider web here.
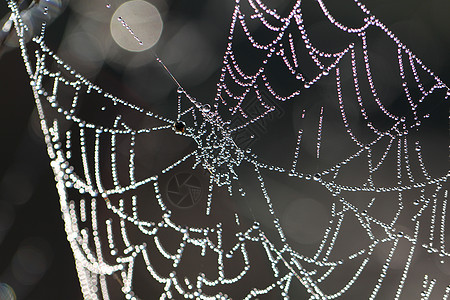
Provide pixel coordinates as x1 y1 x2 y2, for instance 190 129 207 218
5 0 450 299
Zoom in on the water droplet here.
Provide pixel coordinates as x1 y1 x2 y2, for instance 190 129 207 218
101 106 106 111
313 173 321 181
201 104 211 113
177 87 184 94
43 6 48 15
106 3 111 8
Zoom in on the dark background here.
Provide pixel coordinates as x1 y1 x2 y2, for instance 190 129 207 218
0 0 449 299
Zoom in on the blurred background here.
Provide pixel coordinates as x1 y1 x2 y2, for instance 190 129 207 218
0 0 449 299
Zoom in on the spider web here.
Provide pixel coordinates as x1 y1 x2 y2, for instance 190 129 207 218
6 0 450 299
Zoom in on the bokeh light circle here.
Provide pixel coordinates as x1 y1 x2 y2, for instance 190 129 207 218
110 0 163 52
0 283 16 300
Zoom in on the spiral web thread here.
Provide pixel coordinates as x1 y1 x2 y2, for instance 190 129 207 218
7 0 450 299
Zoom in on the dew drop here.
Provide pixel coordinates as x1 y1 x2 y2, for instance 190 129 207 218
106 3 111 8
201 104 211 113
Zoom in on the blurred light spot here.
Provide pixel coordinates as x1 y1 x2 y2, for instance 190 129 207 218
0 167 33 205
110 0 163 52
0 283 16 300
65 31 106 63
124 63 172 103
2 19 12 33
69 0 111 22
160 22 217 86
375 225 415 269
58 30 106 77
12 239 51 286
281 198 328 245
0 201 15 244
